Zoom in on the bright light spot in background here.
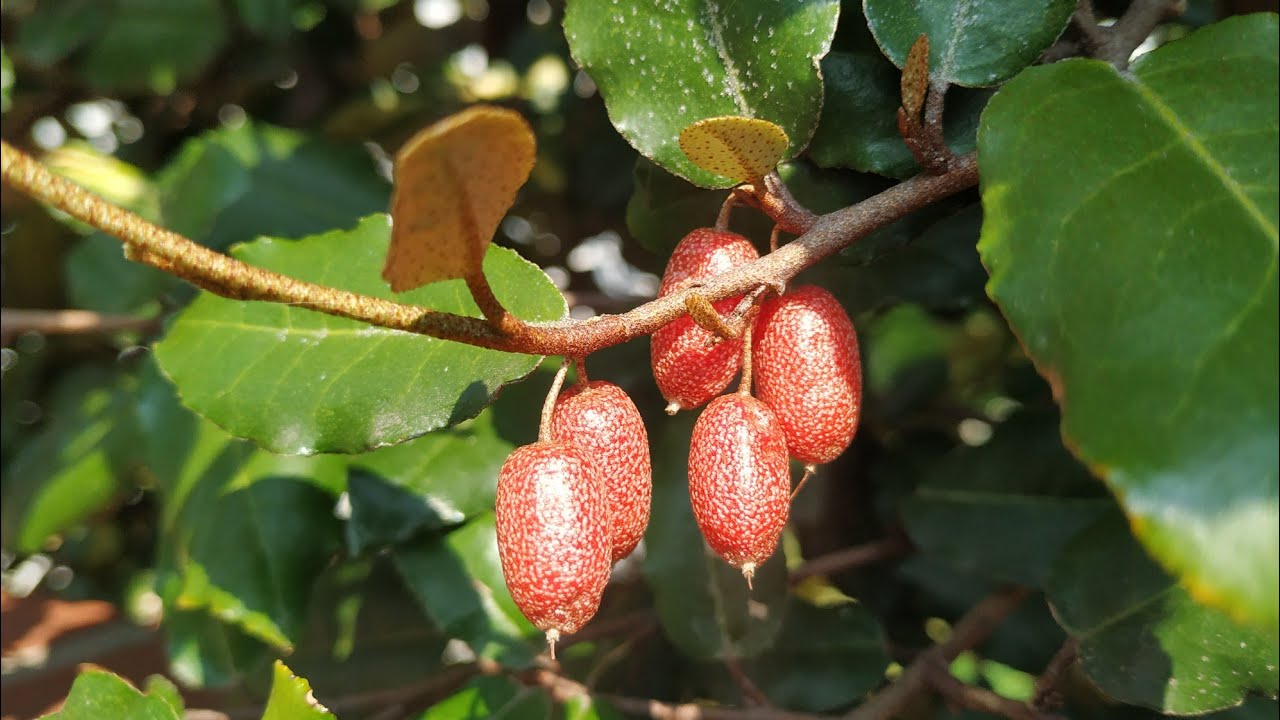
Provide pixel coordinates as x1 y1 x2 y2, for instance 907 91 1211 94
218 104 247 129
276 69 300 89
392 63 420 94
573 70 597 98
527 0 552 25
524 55 569 112
415 0 462 29
31 116 66 150
544 265 569 289
464 0 488 21
958 418 994 447
454 44 488 78
116 117 144 144
567 230 660 300
502 215 535 244
66 101 114 138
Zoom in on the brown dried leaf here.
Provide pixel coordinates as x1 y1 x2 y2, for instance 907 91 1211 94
901 34 930 121
384 106 536 292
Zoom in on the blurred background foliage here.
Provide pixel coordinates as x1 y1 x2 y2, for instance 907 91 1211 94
0 1 1276 719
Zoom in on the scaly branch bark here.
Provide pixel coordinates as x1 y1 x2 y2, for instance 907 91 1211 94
1 140 977 359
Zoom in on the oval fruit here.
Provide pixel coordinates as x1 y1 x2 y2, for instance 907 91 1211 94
753 285 862 466
687 394 791 579
651 228 759 412
494 441 611 651
551 380 652 561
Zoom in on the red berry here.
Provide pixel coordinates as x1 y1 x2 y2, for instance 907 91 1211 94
495 441 611 648
651 228 759 412
753 285 862 466
551 381 652 562
687 394 791 579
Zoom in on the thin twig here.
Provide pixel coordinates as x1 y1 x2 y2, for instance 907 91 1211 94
1032 637 1078 711
1083 0 1185 68
788 533 912 586
725 657 775 708
0 308 159 343
1 142 977 359
846 586 1032 720
538 358 571 442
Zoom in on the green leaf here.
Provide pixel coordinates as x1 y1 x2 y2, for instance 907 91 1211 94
262 661 335 720
139 361 345 652
643 414 789 660
346 404 514 553
81 0 229 94
154 214 566 455
747 598 888 711
163 607 269 689
393 515 540 667
42 669 179 720
863 0 1075 87
903 409 1112 587
808 51 991 177
1048 513 1279 714
13 0 110 66
415 676 548 720
235 0 295 39
143 676 185 717
565 0 840 188
978 15 1280 630
1 46 14 114
1 369 140 553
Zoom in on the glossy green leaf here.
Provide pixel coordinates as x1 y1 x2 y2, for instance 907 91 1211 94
393 514 540 667
416 676 548 720
809 51 991 177
747 598 888 711
143 676 184 717
139 361 345 652
43 668 180 720
863 0 1075 87
262 661 335 720
1048 514 1279 714
163 607 270 689
154 214 566 455
1 369 140 553
81 0 229 93
235 0 295 39
346 405 514 553
13 0 109 66
1 46 12 114
643 414 789 660
565 0 840 188
903 409 1112 586
978 15 1280 629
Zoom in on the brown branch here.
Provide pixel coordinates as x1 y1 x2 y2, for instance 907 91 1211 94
846 585 1032 720
1032 637 1078 711
1 141 977 359
1078 0 1186 68
789 533 913 586
0 308 159 343
725 656 775 708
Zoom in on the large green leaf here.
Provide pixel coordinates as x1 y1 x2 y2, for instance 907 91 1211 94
81 0 229 94
1048 514 1279 714
416 677 549 720
1 369 140 552
154 214 566 455
393 515 541 667
262 661 335 720
978 15 1280 630
345 409 513 554
43 668 180 720
643 414 789 660
863 0 1075 87
903 409 1112 587
746 598 887 711
565 0 840 188
139 361 345 652
13 0 110 66
809 50 991 177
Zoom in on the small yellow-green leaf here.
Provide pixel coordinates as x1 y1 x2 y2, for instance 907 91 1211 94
385 105 536 291
261 661 334 720
678 117 789 184
901 34 930 121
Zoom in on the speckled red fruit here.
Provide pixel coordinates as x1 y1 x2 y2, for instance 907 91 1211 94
753 285 862 466
551 381 652 562
495 442 611 640
651 228 759 412
687 394 791 574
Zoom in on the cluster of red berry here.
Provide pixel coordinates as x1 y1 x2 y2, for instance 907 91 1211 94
494 227 862 655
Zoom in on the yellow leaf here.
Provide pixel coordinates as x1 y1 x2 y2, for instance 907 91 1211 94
384 105 536 292
678 116 789 183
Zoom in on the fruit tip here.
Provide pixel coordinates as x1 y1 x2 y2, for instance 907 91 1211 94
664 401 682 416
546 628 561 660
741 562 756 590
